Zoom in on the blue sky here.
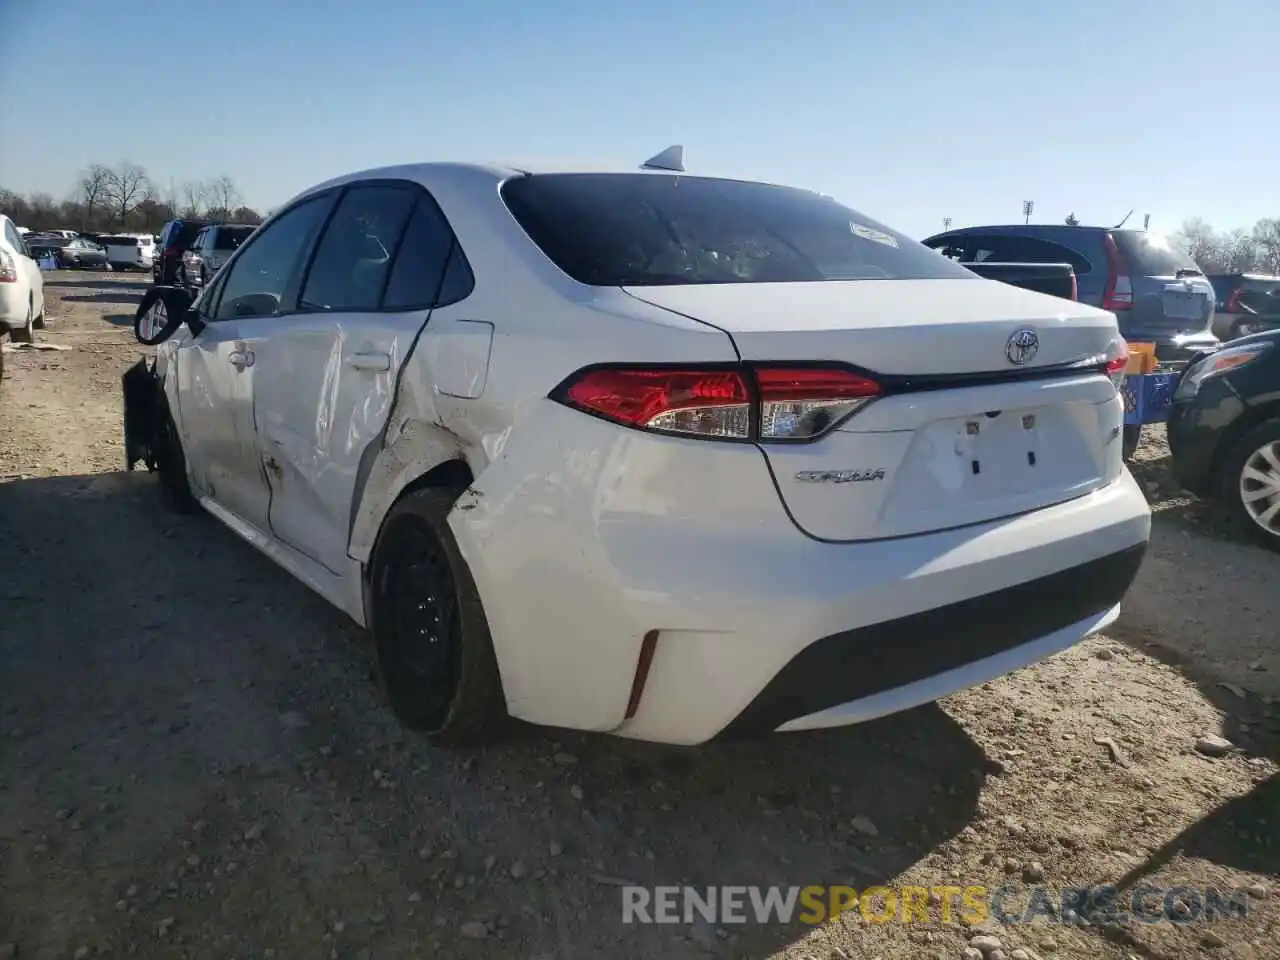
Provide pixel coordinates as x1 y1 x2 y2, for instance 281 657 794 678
1 0 1276 238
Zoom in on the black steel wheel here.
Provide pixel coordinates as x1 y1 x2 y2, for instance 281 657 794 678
369 488 507 746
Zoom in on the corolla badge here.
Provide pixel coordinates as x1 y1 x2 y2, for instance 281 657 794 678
1005 328 1039 366
794 469 886 484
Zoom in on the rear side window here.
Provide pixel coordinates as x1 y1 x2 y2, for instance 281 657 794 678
215 227 254 250
382 195 473 310
501 173 975 285
1112 232 1201 276
299 185 417 312
966 234 1092 275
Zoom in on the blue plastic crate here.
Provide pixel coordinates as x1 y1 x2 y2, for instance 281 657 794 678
1122 371 1181 425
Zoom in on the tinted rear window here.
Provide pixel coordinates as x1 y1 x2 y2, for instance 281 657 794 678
215 227 254 250
500 173 974 285
1112 232 1201 276
101 235 138 246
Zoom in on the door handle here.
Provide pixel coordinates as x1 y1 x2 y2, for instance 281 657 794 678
228 349 255 370
350 351 391 372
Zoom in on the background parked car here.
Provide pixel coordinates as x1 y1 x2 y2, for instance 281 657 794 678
180 223 256 287
25 235 109 270
0 214 47 353
1207 273 1280 340
1168 330 1280 551
101 234 155 271
154 218 209 284
922 224 1219 360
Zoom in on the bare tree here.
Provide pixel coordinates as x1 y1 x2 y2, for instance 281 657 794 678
179 179 208 218
1173 217 1227 273
1064 212 1080 226
77 163 112 228
1221 228 1258 274
231 205 264 225
104 163 151 226
207 175 241 220
1253 218 1280 275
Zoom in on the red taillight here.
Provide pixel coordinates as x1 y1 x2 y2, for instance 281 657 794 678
1225 287 1242 313
554 364 881 442
1102 234 1133 311
1069 274 1079 302
1105 338 1129 390
0 250 17 283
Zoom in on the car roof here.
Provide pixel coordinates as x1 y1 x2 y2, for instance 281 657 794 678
295 160 789 204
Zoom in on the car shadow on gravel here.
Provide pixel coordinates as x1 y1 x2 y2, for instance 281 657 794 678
59 293 145 306
0 471 987 959
45 278 151 291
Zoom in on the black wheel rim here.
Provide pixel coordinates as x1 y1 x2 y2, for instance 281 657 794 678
379 519 459 720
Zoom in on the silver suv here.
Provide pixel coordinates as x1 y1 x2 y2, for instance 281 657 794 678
180 224 257 287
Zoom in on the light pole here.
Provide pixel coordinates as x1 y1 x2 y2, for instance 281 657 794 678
942 217 952 231
1022 200 1034 225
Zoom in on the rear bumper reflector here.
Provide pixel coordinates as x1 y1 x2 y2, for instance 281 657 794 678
624 630 660 720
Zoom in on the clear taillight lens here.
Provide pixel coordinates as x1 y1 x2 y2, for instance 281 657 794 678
755 366 882 440
553 364 881 443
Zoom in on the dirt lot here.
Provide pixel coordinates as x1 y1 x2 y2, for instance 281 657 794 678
2 273 1277 960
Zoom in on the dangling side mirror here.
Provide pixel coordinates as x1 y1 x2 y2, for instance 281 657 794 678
134 286 198 345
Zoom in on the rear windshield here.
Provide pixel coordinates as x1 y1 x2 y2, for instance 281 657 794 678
101 235 138 246
500 173 975 286
1113 231 1201 276
215 227 254 250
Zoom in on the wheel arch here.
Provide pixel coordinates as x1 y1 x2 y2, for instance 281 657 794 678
1209 398 1280 498
347 418 478 567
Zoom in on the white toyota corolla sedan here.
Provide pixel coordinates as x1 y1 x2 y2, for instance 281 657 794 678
122 148 1152 747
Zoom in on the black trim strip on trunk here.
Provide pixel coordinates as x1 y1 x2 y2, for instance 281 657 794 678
713 543 1147 740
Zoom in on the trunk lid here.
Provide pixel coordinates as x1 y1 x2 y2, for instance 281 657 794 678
625 278 1127 541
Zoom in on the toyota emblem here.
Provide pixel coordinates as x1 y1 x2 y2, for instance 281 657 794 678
1005 328 1039 366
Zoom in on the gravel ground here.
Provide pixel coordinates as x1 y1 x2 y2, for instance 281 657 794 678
1 273 1277 960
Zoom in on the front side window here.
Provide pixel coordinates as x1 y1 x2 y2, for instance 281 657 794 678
500 173 975 286
299 185 418 312
213 195 331 321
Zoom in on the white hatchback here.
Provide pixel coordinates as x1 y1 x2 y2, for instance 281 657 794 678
122 152 1151 746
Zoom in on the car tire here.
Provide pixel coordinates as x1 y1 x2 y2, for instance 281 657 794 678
1122 424 1143 461
1221 418 1280 552
32 308 45 330
369 487 508 747
153 393 198 513
10 301 34 344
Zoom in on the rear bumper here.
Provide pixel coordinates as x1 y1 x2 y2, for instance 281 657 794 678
715 544 1142 738
1130 331 1220 363
0 285 25 327
452 404 1152 745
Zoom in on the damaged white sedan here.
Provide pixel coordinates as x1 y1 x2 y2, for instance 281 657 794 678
122 149 1151 747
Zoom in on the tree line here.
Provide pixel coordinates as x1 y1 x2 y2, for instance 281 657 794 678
1171 216 1280 276
0 161 265 235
